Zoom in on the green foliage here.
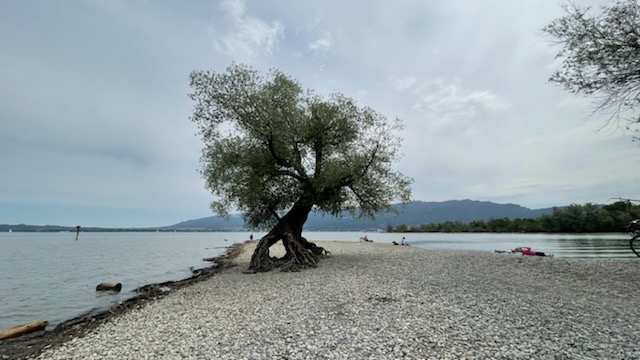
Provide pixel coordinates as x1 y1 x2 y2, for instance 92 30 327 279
388 201 639 233
542 0 640 130
189 64 412 228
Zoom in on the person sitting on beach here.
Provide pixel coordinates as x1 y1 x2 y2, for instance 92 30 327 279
400 237 410 246
511 246 553 257
360 235 373 242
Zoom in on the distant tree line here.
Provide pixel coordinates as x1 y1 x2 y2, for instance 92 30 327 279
387 202 640 233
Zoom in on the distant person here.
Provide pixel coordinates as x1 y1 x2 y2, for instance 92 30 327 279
250 234 253 240
360 235 373 242
401 237 410 246
512 246 553 257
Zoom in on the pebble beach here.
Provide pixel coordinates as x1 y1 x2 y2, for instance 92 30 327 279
33 240 640 359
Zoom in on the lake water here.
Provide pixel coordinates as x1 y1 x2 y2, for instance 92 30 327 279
0 231 636 332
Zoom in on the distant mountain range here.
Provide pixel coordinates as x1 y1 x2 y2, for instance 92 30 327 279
166 200 554 231
0 200 555 232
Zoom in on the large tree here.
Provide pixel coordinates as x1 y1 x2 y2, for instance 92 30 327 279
189 64 412 272
542 0 640 132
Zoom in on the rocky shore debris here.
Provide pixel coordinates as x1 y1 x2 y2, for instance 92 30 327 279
0 321 48 341
95 282 122 292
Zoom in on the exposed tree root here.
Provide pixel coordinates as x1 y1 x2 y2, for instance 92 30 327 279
247 202 330 273
248 233 329 273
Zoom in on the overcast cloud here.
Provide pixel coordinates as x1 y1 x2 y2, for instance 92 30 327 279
1 0 638 227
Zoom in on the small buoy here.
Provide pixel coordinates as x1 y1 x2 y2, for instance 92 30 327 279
0 321 48 340
96 282 122 292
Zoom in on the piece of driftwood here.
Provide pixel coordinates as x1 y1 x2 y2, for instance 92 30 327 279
96 282 122 292
0 320 48 340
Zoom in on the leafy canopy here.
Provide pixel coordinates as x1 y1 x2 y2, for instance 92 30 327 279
189 64 412 227
542 0 640 131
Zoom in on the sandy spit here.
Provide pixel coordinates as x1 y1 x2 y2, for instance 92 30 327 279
35 241 640 359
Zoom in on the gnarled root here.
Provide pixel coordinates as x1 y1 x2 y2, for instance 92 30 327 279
247 234 330 273
279 234 320 272
300 236 331 256
247 234 280 273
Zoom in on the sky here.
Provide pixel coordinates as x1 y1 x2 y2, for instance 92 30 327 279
1 0 639 228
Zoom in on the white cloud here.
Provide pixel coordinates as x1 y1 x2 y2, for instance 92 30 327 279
391 76 417 93
307 31 333 54
210 0 284 61
556 96 589 109
411 79 508 129
355 89 369 100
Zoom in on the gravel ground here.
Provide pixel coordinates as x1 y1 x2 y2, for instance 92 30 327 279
35 241 640 359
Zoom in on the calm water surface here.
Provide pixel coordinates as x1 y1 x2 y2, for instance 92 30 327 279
0 232 250 331
0 231 636 331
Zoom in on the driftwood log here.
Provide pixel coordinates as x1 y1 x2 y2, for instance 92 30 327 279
95 282 122 292
0 321 48 340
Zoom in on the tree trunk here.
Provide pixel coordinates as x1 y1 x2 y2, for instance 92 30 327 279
248 202 328 272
